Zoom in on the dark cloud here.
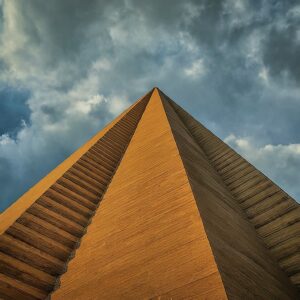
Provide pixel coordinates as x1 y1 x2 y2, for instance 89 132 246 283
0 157 15 211
263 24 300 84
186 0 225 47
0 85 30 137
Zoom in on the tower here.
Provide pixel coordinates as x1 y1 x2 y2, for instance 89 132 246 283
0 88 299 299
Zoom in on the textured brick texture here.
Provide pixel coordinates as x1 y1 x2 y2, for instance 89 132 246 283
0 88 299 299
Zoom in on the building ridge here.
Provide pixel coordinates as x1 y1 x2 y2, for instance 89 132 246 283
0 88 298 299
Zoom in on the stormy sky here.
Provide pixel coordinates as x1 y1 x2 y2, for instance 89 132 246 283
0 0 299 211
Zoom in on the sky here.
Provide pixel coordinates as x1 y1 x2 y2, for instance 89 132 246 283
0 0 299 211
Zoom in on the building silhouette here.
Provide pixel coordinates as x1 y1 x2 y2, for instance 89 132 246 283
0 88 299 299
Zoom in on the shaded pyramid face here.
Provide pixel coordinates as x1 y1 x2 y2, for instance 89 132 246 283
0 88 299 299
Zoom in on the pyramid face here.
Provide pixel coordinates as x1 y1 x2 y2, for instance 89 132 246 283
0 88 299 299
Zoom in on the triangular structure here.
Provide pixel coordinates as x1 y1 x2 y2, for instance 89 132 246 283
0 88 299 299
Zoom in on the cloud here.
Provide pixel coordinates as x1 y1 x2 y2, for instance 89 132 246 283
184 58 206 79
260 3 300 85
262 25 300 84
0 85 30 137
258 67 269 84
225 134 300 201
0 0 299 210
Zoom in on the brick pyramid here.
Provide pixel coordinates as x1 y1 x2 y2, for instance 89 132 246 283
0 88 299 299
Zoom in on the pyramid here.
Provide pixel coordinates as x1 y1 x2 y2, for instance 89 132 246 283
0 88 299 299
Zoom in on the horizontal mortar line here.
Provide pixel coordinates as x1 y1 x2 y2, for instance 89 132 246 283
208 146 231 162
216 156 244 174
37 196 89 226
267 229 300 250
50 184 97 211
7 223 71 260
213 151 239 169
224 166 256 186
257 218 300 240
87 148 119 169
67 168 106 191
77 158 113 181
232 178 270 198
218 161 250 179
273 246 300 263
254 206 300 229
0 251 55 286
84 152 116 173
229 172 263 193
31 203 85 232
247 196 290 219
82 145 121 164
16 217 77 250
238 183 276 204
1 234 65 272
63 173 102 195
65 167 108 189
39 193 92 220
0 274 48 300
242 189 282 211
89 146 120 163
93 142 121 159
57 178 100 203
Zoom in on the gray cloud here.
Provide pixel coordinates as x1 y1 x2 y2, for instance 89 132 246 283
0 0 299 211
263 25 300 84
0 85 30 137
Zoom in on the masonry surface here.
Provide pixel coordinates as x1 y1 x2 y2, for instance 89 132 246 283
0 88 299 299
